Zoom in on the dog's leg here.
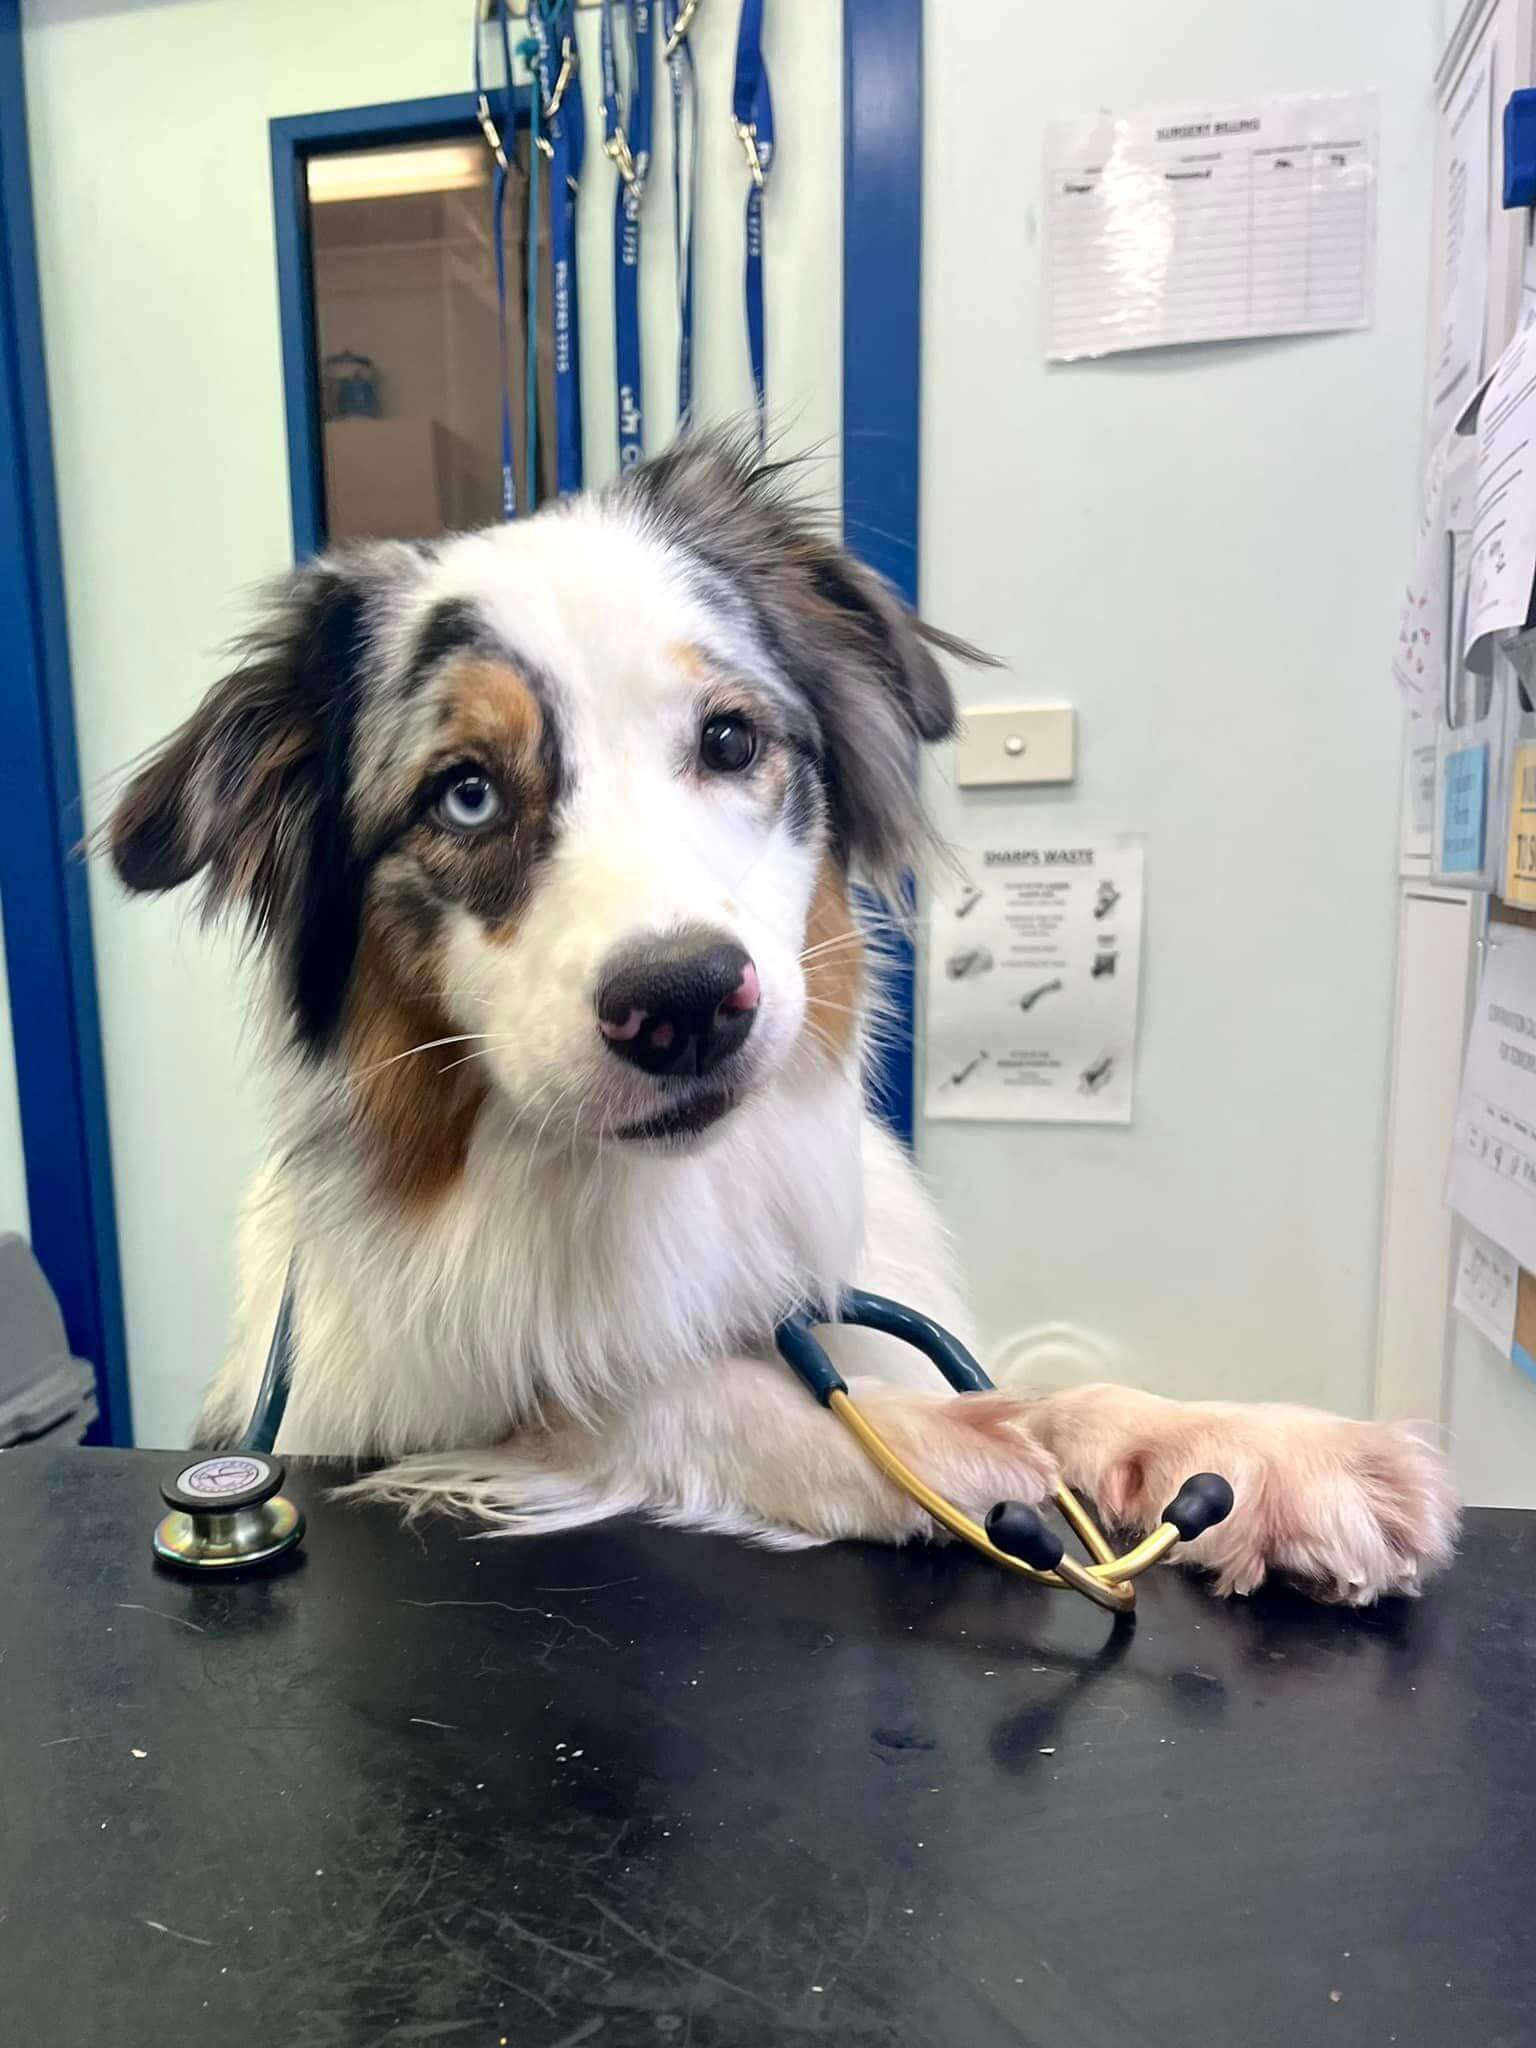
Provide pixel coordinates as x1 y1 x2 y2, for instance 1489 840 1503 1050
349 1359 1062 1548
1015 1383 1458 1604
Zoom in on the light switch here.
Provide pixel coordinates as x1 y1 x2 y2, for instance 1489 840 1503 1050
954 706 1076 788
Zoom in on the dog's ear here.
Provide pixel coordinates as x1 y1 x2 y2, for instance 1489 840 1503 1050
625 430 987 892
108 562 374 1048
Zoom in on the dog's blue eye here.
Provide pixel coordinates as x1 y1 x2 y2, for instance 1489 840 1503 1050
700 713 758 774
436 771 504 834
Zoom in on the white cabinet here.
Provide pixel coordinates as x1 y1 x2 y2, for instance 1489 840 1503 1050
1375 887 1478 1424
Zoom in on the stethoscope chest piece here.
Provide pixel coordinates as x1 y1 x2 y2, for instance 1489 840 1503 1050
152 1453 305 1572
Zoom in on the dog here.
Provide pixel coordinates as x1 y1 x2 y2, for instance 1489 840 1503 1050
108 431 1457 1602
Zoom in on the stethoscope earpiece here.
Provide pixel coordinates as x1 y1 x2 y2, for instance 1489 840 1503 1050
986 1500 1066 1573
152 1452 305 1572
1162 1473 1235 1542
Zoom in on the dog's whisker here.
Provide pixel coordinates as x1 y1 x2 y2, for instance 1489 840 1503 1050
526 1078 580 1157
804 999 868 1020
347 1034 499 1083
799 934 868 964
436 1041 516 1075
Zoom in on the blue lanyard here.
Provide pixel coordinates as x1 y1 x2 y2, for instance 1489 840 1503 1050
732 0 773 449
522 39 542 514
529 0 585 495
474 0 521 518
662 0 700 431
602 0 653 472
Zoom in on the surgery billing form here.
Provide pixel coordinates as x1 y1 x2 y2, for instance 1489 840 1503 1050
1044 93 1377 360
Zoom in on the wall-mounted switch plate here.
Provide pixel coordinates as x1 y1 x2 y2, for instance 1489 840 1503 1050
955 706 1076 788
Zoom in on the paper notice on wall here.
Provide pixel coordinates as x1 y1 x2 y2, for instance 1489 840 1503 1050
1503 737 1536 904
1393 431 1462 709
1447 923 1536 1269
1399 710 1437 867
1462 309 1536 673
923 837 1143 1125
1429 56 1492 442
1043 92 1375 361
1453 1224 1519 1354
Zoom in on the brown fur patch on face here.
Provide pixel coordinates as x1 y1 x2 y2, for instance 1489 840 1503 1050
410 655 560 944
802 856 864 1060
439 655 545 763
668 640 712 685
342 918 486 1210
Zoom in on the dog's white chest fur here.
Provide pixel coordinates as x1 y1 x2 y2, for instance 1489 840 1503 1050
211 1062 966 1459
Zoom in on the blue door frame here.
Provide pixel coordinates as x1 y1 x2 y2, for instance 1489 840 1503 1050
844 0 923 1143
0 1 131 1442
271 0 926 1139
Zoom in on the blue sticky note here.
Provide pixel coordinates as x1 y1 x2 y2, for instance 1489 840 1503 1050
1441 742 1490 873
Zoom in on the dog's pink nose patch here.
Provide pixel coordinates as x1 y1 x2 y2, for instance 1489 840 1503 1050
721 962 760 1014
599 967 757 1044
599 1008 645 1042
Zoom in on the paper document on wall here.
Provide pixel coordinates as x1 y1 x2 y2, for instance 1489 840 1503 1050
1400 709 1437 866
1452 1224 1519 1354
924 836 1144 1125
1462 308 1536 672
1043 92 1376 361
1394 431 1465 709
1447 923 1536 1269
1429 56 1492 441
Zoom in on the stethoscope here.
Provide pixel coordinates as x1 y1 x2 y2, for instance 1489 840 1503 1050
154 1277 1234 1608
153 1273 303 1572
776 1291 1233 1614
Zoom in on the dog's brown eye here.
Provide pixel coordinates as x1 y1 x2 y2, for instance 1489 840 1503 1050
435 770 504 834
699 713 758 774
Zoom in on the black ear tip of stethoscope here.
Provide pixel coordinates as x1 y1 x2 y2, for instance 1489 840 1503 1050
985 1499 1066 1572
1162 1472 1235 1542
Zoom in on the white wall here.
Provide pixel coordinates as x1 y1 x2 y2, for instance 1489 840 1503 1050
22 0 839 1446
918 4 1437 1412
0 897 31 1241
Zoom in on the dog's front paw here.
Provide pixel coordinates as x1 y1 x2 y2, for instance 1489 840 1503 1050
1207 1414 1457 1602
1048 1387 1459 1604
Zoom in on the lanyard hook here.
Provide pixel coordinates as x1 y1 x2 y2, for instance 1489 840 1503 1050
545 35 578 120
476 92 510 174
606 125 638 186
734 118 766 189
663 0 700 59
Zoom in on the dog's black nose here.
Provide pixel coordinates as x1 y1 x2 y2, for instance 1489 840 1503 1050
596 930 760 1079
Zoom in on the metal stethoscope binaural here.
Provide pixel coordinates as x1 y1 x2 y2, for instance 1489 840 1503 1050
155 1279 1234 1605
776 1291 1233 1614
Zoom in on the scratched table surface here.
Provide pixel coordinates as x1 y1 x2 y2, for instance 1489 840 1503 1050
2 1453 1534 2048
